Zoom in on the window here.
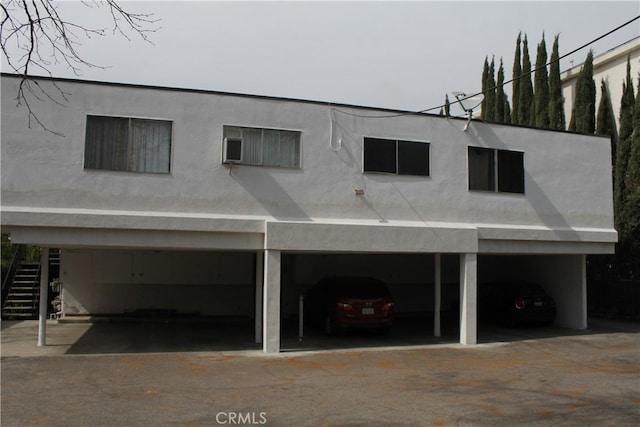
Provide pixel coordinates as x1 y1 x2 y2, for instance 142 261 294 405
84 115 172 173
364 137 430 176
468 146 524 194
223 126 301 168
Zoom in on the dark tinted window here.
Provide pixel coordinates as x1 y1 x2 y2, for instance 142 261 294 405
364 138 396 173
468 146 495 191
364 137 430 176
498 150 524 193
398 140 430 176
468 147 525 194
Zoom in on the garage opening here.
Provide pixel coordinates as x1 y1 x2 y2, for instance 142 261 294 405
56 248 259 353
477 255 588 341
279 253 461 351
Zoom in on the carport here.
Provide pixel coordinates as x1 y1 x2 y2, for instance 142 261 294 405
478 254 589 329
15 220 601 354
279 253 462 348
260 220 482 353
6 219 266 349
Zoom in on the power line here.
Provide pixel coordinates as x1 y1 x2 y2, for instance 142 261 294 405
332 14 640 119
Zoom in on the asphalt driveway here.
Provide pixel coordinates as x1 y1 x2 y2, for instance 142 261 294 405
1 318 639 426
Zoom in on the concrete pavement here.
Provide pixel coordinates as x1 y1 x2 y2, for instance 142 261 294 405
1 318 639 426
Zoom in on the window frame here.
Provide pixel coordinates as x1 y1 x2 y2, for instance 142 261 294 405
363 136 431 177
467 146 525 194
222 125 302 169
84 114 173 174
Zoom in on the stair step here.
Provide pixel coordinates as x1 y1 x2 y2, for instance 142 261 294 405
2 313 37 319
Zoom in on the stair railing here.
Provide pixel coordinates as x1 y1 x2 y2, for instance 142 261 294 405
2 245 25 308
32 262 42 314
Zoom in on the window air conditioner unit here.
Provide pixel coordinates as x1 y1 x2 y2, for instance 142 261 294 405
223 137 243 164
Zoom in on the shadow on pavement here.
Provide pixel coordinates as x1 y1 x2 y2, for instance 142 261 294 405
65 319 260 354
53 314 640 355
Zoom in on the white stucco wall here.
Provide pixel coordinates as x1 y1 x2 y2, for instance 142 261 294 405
60 249 255 316
1 75 616 254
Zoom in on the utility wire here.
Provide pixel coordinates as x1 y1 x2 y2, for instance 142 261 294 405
332 14 640 119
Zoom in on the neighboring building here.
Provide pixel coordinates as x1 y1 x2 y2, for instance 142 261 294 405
1 74 617 353
561 37 640 129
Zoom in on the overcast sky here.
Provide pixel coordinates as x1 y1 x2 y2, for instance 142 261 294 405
5 1 639 114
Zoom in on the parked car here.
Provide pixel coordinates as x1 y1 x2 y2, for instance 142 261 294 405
479 282 556 327
304 277 394 335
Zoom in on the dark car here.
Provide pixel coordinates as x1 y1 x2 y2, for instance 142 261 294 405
304 277 394 335
479 282 556 327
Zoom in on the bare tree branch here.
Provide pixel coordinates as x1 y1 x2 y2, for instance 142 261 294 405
1 0 160 135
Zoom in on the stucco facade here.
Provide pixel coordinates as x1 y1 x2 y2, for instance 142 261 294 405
1 74 616 352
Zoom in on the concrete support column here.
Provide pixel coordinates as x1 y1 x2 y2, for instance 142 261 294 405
459 253 477 345
579 254 588 329
254 252 264 344
434 253 441 337
37 247 50 347
262 249 281 353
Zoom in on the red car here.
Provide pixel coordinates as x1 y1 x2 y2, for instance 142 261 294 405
304 277 394 335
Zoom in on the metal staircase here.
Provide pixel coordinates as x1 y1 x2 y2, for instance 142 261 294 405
2 248 61 320
2 263 41 319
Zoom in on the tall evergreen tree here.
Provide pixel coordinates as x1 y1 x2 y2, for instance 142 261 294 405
495 58 507 123
596 79 617 172
614 57 635 235
622 80 640 276
511 32 522 125
518 35 534 125
568 50 596 133
548 34 566 130
534 34 550 128
503 98 512 124
444 94 451 117
485 57 497 121
481 57 490 120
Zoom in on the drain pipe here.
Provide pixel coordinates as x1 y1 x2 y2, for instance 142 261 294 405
37 247 49 346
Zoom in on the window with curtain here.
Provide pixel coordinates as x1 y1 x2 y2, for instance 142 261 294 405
363 137 430 176
84 115 172 173
222 126 301 168
468 146 524 194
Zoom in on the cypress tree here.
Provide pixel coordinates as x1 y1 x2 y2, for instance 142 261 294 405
534 34 550 128
622 80 640 276
444 94 451 117
569 50 596 133
503 98 512 124
512 33 522 125
495 58 506 123
485 57 497 121
548 34 566 130
614 57 635 235
519 35 534 125
596 79 617 172
481 57 489 119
